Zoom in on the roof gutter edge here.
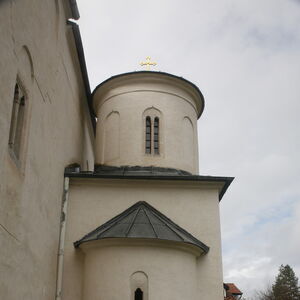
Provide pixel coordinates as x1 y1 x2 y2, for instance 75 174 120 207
74 237 209 255
65 172 234 201
67 20 96 132
69 0 80 20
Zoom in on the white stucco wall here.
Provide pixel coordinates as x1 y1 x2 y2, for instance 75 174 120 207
0 1 94 299
93 73 204 174
63 178 224 300
81 241 198 300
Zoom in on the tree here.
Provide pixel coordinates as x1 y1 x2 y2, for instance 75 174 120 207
272 265 300 300
255 285 274 300
256 265 300 300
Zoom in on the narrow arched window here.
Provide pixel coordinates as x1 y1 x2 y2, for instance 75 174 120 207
8 82 26 161
135 288 143 300
154 117 159 154
145 116 151 154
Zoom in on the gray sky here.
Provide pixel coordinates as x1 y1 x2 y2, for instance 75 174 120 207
75 0 300 298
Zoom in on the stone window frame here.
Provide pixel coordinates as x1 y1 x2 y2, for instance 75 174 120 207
130 271 148 300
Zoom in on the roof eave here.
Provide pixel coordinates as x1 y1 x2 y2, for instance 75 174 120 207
73 237 209 255
69 0 80 20
66 20 96 132
65 171 234 201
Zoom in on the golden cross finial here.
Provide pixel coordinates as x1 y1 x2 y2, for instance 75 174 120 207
140 56 157 71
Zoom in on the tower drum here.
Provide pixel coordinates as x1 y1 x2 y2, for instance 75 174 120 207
92 71 204 174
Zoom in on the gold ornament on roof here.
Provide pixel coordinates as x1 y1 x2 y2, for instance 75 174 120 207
140 56 157 71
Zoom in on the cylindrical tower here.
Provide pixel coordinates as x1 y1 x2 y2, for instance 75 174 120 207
92 71 204 174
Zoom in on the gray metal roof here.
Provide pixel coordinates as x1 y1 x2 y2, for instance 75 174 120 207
74 201 209 253
69 0 80 20
94 165 192 176
65 169 234 201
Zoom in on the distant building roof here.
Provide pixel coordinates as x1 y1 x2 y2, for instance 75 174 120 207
74 201 209 254
225 283 243 295
224 283 243 300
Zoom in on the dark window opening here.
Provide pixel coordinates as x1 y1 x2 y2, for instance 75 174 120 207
135 288 143 300
145 116 151 154
8 83 26 160
154 117 159 154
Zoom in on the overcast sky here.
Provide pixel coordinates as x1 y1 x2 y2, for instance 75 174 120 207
75 1 300 298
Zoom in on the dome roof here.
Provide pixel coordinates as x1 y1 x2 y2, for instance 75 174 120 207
92 71 205 119
74 201 209 254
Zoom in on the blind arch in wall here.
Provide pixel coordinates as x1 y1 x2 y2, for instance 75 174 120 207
103 111 120 162
182 116 194 169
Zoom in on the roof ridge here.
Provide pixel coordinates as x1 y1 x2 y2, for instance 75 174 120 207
143 208 158 238
142 202 208 247
74 201 209 254
149 210 185 242
125 206 141 237
74 201 145 247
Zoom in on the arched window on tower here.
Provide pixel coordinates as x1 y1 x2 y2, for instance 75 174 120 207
145 116 151 154
144 108 161 156
135 288 143 300
154 117 159 154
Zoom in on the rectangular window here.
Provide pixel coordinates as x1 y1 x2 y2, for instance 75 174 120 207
153 117 159 154
145 117 152 154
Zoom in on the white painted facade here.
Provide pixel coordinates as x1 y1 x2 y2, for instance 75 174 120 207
82 242 198 300
0 1 232 300
60 70 229 300
0 1 94 299
93 72 204 174
63 179 226 300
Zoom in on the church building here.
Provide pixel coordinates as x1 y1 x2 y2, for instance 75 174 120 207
0 1 233 299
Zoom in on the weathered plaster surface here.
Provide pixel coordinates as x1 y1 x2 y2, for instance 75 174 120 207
0 1 94 299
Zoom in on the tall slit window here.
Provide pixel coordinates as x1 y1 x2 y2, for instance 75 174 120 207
145 117 151 154
8 83 26 161
154 117 159 154
145 116 160 155
135 288 143 300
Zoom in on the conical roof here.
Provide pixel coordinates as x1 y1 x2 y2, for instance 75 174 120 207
74 201 209 254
